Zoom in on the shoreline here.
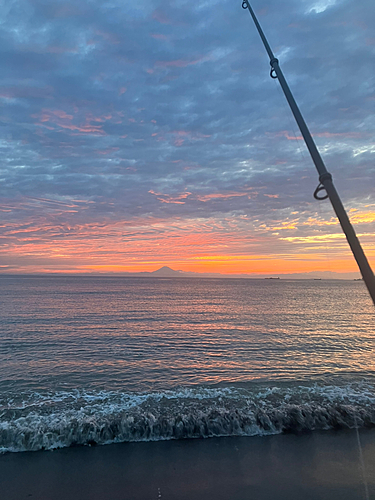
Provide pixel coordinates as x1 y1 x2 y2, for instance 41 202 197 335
1 429 375 500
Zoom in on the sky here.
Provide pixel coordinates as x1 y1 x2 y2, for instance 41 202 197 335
0 0 374 275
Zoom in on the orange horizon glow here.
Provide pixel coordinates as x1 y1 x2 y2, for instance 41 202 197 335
1 199 374 276
1 243 373 276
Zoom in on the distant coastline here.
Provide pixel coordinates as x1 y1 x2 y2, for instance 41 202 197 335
0 265 362 280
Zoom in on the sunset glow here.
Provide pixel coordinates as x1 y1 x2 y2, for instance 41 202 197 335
1 197 374 275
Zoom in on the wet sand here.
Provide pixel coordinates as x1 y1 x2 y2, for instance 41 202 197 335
1 429 375 500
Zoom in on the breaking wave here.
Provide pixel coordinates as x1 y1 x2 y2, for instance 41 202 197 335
1 381 375 453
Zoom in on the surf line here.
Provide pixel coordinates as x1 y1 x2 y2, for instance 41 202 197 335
241 0 375 306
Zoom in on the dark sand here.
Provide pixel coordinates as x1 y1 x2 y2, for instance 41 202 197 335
1 429 375 500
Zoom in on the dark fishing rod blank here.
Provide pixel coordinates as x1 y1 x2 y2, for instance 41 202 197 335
241 0 375 306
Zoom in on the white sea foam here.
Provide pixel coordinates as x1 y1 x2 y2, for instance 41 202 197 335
1 380 375 453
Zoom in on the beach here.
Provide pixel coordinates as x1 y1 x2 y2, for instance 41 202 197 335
1 429 374 500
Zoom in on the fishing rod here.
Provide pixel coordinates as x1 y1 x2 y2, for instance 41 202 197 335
241 0 375 306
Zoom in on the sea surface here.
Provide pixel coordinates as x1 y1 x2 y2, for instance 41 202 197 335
0 275 374 453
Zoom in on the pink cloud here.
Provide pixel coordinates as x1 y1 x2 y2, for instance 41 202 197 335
152 10 172 24
34 109 73 123
173 130 210 137
52 110 74 120
149 190 192 204
96 147 119 155
171 130 190 136
196 192 250 202
57 124 105 135
169 130 211 142
36 123 55 130
32 109 110 135
86 113 112 123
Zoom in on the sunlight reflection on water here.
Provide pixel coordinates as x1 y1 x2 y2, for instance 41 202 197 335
0 276 374 392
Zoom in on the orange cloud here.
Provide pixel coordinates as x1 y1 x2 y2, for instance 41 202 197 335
350 211 375 224
1 198 373 275
32 109 114 135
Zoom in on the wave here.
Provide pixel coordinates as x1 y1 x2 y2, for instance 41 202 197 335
1 381 375 453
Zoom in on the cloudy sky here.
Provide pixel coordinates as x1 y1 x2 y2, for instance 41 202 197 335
0 0 374 275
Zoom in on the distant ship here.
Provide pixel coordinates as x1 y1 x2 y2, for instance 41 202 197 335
265 277 280 280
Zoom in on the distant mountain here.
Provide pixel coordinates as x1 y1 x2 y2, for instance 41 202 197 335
150 266 184 277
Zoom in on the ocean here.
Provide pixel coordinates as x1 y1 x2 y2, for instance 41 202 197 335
1 275 374 454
